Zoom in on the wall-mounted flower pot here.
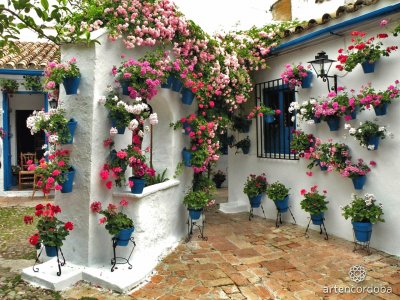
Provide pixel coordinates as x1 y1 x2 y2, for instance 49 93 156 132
161 76 173 89
181 88 195 105
249 194 262 208
367 135 380 150
273 195 289 213
310 212 324 225
301 71 313 88
182 148 192 167
45 245 58 257
62 119 78 144
171 77 183 92
115 227 135 246
120 81 130 96
188 208 203 220
373 103 388 116
313 117 321 124
326 116 340 131
264 115 275 124
129 177 146 194
111 119 126 134
241 146 250 154
361 61 376 74
61 167 75 193
352 175 366 190
63 76 80 95
319 163 328 171
182 121 191 135
352 221 372 242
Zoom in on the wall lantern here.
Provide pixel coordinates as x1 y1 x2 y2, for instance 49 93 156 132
307 51 338 93
49 98 58 109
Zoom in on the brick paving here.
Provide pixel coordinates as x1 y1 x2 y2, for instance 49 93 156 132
131 208 400 300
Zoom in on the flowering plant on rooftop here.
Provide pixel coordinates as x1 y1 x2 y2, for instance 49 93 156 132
300 186 328 215
90 199 134 236
342 193 384 224
357 81 400 109
336 29 398 72
280 63 311 90
44 58 80 92
24 203 74 248
247 105 281 119
345 121 389 150
339 158 371 179
243 173 268 198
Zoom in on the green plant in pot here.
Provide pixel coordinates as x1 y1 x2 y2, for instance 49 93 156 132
0 79 19 94
23 75 42 91
243 173 268 208
234 136 251 154
212 170 226 188
300 185 328 225
183 190 210 220
267 181 290 212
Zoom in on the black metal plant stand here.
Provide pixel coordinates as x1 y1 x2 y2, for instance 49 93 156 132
186 211 207 242
32 245 66 276
111 237 136 272
352 232 371 255
249 205 267 221
305 217 329 240
275 207 297 228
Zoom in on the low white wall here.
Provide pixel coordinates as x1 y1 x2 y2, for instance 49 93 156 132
225 20 400 256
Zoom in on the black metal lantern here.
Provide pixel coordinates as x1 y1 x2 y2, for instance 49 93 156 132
307 51 338 93
49 98 58 109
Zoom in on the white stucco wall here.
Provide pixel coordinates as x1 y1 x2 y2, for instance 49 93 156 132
224 19 400 256
291 0 346 21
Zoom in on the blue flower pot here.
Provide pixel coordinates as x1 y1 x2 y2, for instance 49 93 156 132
111 119 126 135
352 175 366 190
171 77 183 92
313 117 321 124
320 164 328 171
249 194 262 208
182 148 192 167
301 72 313 88
115 227 135 246
181 88 195 105
120 81 130 95
361 61 376 74
182 121 191 135
326 117 340 131
274 195 289 213
63 76 80 95
242 146 250 154
161 76 173 89
352 222 372 242
61 167 75 193
62 119 78 144
373 103 388 116
45 246 58 257
188 209 203 220
264 115 275 124
311 212 324 225
129 177 146 194
367 135 380 150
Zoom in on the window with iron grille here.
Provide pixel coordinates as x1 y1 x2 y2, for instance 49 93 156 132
254 78 298 160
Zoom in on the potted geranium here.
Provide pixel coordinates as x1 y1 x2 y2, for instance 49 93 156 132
358 81 400 116
0 79 19 94
243 173 268 208
340 159 371 190
342 193 384 242
290 129 315 155
183 190 210 220
289 98 319 124
247 105 281 124
127 145 155 194
90 199 134 246
212 170 226 188
300 186 328 225
234 137 251 154
314 92 346 131
24 203 74 257
345 121 387 150
280 63 313 89
44 58 81 95
23 75 42 91
336 30 398 73
266 182 290 212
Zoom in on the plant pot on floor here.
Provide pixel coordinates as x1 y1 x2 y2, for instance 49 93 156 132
273 195 289 213
45 245 58 257
352 221 372 242
373 103 388 116
161 76 173 89
129 177 146 194
63 76 80 95
62 119 78 144
181 88 195 105
115 227 135 246
367 135 380 150
310 212 324 225
361 61 376 74
301 71 313 88
111 119 126 134
352 175 366 190
326 117 340 131
171 77 183 92
61 167 75 193
249 194 262 208
188 208 203 220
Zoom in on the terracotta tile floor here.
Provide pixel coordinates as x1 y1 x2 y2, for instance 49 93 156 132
131 207 400 300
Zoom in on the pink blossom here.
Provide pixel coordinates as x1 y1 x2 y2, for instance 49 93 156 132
99 217 107 224
120 199 128 206
380 19 388 27
306 171 313 177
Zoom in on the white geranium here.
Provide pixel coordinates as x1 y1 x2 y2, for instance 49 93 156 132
128 119 139 131
344 123 351 130
106 85 113 92
149 113 158 125
138 130 144 137
349 128 356 134
367 145 375 150
113 96 119 101
306 120 315 125
48 134 58 143
358 129 362 133
98 96 106 105
378 126 385 132
110 127 118 136
300 108 307 115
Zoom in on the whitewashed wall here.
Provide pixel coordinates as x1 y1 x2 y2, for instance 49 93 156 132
291 0 345 21
224 22 400 256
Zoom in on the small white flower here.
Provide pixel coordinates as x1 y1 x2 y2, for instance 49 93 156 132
41 144 48 150
110 127 118 136
291 116 295 122
106 85 113 92
300 108 307 115
378 126 385 132
138 130 144 137
358 129 362 133
344 123 351 130
306 120 315 125
310 99 317 105
128 119 139 131
113 96 119 101
149 113 158 125
367 145 375 150
48 134 58 143
98 96 106 105
365 198 372 206
359 122 363 126
349 128 356 134
144 126 150 132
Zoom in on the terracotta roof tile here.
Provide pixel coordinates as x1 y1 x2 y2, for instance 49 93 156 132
0 41 60 70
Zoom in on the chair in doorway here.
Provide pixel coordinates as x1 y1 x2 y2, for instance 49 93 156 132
18 152 36 190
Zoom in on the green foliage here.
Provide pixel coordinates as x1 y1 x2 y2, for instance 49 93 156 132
0 79 19 93
23 75 42 91
36 217 70 247
290 130 315 154
234 136 250 153
173 162 184 179
266 182 289 201
300 187 329 215
183 191 209 210
193 174 216 199
146 168 169 186
348 121 386 148
29 109 71 144
243 173 268 198
212 170 226 184
342 193 384 224
102 211 134 236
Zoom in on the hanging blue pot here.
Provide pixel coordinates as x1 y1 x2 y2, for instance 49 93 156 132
182 148 192 167
111 119 126 135
115 227 135 246
188 208 203 220
63 119 78 144
182 121 191 135
352 221 372 242
319 163 328 171
352 175 366 190
45 246 58 257
326 117 340 131
313 117 321 124
264 115 275 124
129 177 146 194
61 167 75 193
63 76 80 95
301 71 313 88
120 81 130 95
161 76 173 89
171 77 183 92
367 135 380 150
242 146 250 155
274 195 289 213
249 194 262 208
181 88 195 105
361 61 376 74
373 103 388 116
310 212 324 225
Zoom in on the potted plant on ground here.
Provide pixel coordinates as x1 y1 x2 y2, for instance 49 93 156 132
24 203 74 257
342 193 384 243
212 170 226 188
340 159 371 190
345 121 388 150
0 79 19 94
183 190 210 220
90 199 134 246
267 182 290 212
280 63 313 89
300 186 329 225
243 173 268 208
44 58 81 95
23 75 42 91
234 137 251 154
